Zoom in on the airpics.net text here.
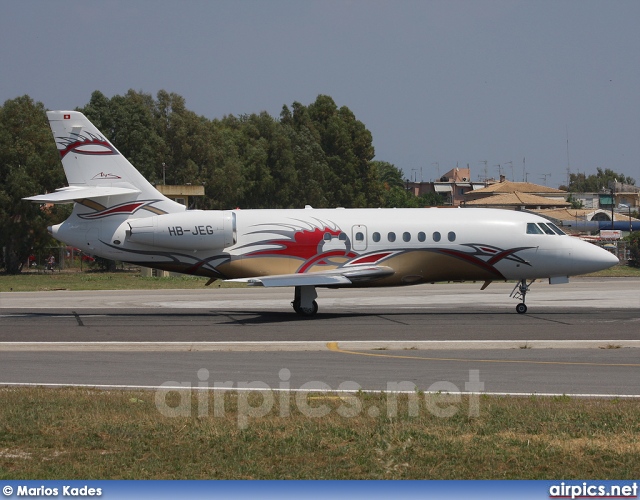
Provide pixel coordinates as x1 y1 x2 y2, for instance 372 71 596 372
154 369 484 429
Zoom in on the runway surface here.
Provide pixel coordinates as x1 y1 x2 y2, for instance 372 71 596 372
0 278 638 396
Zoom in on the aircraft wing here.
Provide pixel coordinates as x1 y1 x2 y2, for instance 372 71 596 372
226 265 395 287
24 185 141 203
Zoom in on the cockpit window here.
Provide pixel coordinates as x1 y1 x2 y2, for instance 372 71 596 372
547 223 566 235
527 223 543 234
537 223 555 235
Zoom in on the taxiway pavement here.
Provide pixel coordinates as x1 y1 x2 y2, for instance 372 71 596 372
0 278 638 396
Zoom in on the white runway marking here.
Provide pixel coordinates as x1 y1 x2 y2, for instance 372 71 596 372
1 381 639 399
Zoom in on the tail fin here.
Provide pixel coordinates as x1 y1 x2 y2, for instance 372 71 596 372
25 111 184 214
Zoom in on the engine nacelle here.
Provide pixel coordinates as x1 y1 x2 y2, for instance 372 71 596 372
119 210 236 251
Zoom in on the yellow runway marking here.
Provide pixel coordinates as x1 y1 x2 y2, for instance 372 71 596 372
326 342 640 368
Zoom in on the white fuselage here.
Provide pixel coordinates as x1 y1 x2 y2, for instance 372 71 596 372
50 206 618 286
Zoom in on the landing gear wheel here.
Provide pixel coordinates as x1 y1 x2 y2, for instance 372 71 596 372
292 299 318 317
292 285 319 317
510 279 534 315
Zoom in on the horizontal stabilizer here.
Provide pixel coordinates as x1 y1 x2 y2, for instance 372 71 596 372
226 266 394 287
24 185 141 203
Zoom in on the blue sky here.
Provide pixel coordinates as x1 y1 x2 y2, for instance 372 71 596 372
2 0 639 187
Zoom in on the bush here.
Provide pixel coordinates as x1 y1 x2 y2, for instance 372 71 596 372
626 232 640 267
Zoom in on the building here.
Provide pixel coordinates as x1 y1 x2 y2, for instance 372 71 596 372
568 182 639 211
462 176 569 210
155 184 205 208
464 192 570 210
531 208 639 233
405 167 486 206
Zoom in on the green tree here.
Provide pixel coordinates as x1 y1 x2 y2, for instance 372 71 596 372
562 168 636 192
281 102 332 207
374 161 405 190
626 231 640 268
80 90 167 183
307 95 381 207
201 120 245 209
566 193 584 209
417 191 445 207
0 96 63 273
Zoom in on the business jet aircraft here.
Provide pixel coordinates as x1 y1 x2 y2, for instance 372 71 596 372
26 111 618 316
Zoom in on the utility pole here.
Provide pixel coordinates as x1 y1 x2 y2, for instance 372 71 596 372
607 185 615 230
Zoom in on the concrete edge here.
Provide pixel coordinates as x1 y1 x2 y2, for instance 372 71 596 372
0 340 638 352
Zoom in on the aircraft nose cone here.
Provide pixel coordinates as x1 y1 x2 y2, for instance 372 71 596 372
582 242 619 272
602 248 620 266
568 238 619 275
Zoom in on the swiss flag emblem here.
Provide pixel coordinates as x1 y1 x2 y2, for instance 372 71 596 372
64 114 70 119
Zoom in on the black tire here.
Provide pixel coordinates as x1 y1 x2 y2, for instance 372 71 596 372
516 303 528 314
295 300 318 317
292 300 301 314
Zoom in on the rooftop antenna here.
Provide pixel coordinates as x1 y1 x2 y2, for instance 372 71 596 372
495 163 503 178
479 160 488 181
522 157 526 182
565 125 571 187
432 162 440 180
504 161 513 181
540 173 551 185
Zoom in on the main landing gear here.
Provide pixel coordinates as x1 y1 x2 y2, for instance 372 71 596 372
292 285 318 317
510 279 535 314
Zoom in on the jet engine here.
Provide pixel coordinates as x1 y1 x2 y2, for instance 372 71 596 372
118 210 236 251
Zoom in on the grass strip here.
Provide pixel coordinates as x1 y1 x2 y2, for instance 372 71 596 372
1 265 638 292
0 272 244 292
0 388 638 479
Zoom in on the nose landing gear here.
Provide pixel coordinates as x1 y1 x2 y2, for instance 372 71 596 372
510 279 535 314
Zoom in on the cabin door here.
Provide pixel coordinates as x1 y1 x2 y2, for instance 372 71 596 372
351 225 368 252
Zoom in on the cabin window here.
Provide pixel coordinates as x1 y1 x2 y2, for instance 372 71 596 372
448 231 456 242
548 223 566 235
355 232 364 241
537 223 555 235
388 232 396 242
372 232 381 243
527 223 543 234
339 233 347 241
323 233 332 241
403 232 411 242
418 231 426 242
433 231 441 242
